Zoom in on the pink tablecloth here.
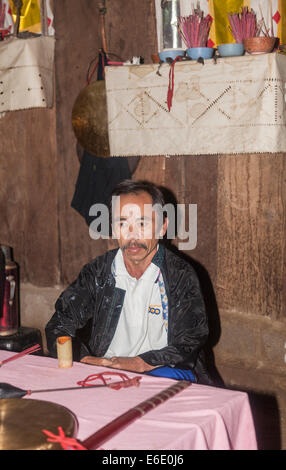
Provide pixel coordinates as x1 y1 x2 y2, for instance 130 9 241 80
0 350 257 450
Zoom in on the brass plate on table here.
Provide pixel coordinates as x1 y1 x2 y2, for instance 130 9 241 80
0 399 77 450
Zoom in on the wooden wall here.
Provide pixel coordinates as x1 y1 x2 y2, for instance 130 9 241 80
0 0 285 322
0 0 285 448
216 154 286 321
0 107 58 286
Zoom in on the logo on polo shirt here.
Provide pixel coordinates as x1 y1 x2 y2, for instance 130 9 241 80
148 305 161 315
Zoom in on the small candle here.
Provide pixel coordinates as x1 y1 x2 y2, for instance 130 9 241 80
56 336 73 368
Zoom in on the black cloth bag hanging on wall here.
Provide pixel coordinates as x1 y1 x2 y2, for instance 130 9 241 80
71 150 131 231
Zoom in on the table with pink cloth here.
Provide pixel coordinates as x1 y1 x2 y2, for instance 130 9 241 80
0 350 257 450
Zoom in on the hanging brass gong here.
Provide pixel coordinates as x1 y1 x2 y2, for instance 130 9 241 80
0 399 77 450
72 80 110 158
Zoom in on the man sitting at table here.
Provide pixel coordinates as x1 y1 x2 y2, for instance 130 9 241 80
45 180 212 384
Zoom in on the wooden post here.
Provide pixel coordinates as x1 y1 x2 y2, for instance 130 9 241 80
12 0 22 37
40 0 48 36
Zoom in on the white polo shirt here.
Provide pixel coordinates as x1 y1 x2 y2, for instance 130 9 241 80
104 248 168 358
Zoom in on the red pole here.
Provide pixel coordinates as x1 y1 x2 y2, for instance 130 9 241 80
82 381 191 450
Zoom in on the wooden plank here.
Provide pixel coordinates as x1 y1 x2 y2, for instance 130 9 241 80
133 155 166 185
0 108 59 286
105 0 157 63
182 155 218 285
216 154 286 320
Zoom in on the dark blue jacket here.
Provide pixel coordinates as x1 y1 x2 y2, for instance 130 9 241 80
45 245 212 384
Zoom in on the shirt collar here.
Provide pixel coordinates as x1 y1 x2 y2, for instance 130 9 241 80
112 244 164 280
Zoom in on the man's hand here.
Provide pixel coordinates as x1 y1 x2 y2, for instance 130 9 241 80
80 355 154 373
109 356 155 373
80 356 113 367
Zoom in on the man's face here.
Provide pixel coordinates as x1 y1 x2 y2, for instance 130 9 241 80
112 191 167 264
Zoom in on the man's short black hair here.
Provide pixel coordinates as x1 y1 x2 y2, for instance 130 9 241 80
109 180 167 237
110 180 166 208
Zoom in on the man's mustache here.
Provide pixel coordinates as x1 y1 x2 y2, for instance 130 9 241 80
122 241 148 251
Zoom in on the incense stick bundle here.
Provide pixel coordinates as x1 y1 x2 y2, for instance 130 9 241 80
228 7 260 42
82 380 191 450
177 3 213 48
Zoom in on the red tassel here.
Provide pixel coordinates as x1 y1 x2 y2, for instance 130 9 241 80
167 56 183 112
42 427 87 450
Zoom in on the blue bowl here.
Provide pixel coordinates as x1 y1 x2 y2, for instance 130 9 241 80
158 49 185 62
186 47 214 60
217 43 245 57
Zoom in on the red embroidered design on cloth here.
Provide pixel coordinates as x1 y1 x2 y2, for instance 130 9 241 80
273 10 281 24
